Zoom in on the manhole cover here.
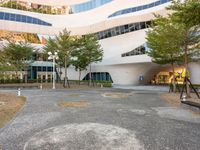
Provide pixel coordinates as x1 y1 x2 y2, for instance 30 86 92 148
24 123 144 150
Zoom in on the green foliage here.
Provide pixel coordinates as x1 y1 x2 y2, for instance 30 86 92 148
147 0 200 65
147 0 200 94
146 16 184 65
3 41 34 71
0 1 27 10
0 1 54 14
44 29 75 67
167 0 200 62
70 34 103 83
70 34 103 71
44 29 103 83
168 0 200 28
81 34 103 64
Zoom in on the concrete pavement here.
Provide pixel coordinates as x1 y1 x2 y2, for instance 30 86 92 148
0 88 199 150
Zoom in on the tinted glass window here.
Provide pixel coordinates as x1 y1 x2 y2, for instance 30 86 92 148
108 0 172 18
96 20 152 40
0 12 4 19
5 13 9 20
16 14 21 21
0 12 52 26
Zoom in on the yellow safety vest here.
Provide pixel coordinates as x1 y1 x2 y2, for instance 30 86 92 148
181 69 190 78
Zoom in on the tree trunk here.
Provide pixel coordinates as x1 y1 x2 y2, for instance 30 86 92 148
25 67 28 83
171 63 176 93
89 64 91 86
184 30 190 97
64 55 68 87
79 70 81 85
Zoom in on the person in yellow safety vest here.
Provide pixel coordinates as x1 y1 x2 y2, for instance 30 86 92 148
181 68 190 78
175 72 180 78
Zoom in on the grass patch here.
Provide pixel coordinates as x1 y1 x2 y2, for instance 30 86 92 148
0 93 26 128
58 101 88 108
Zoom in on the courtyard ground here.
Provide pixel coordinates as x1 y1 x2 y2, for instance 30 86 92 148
0 88 199 150
0 93 26 128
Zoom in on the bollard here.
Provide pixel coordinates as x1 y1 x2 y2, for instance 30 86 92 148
17 88 21 96
181 95 187 101
100 84 103 88
40 84 43 90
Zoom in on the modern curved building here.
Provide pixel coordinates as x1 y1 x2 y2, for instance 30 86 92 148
0 0 199 85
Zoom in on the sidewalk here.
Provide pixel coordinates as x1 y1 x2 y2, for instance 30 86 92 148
113 84 169 92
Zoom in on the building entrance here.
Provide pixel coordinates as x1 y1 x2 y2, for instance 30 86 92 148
150 67 185 85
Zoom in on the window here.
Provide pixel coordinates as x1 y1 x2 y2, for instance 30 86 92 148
83 72 113 82
96 20 152 40
155 1 161 6
140 22 145 29
149 3 154 8
10 14 15 21
32 18 38 24
120 26 125 34
108 0 172 18
42 67 47 71
4 13 9 20
137 6 142 11
27 16 32 23
143 5 148 9
111 28 116 36
121 45 146 57
0 12 4 19
0 12 52 26
72 0 113 13
135 23 140 30
16 14 21 21
129 24 135 32
115 27 120 35
21 15 26 22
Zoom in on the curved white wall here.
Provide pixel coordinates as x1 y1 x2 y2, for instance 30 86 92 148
189 62 200 84
0 0 170 35
98 29 150 65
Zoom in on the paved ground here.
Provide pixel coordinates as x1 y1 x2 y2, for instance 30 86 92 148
113 85 169 92
0 88 200 150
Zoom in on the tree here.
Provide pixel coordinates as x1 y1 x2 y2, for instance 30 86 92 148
0 52 13 71
146 16 185 92
80 34 103 86
3 41 34 82
44 29 76 87
70 38 89 84
168 0 200 96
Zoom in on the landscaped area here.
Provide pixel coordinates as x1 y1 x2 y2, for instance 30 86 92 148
0 92 26 128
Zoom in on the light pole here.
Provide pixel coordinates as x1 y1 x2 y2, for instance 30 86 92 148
48 51 59 89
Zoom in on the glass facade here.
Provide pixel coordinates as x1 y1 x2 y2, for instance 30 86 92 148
0 11 52 26
108 0 172 18
96 21 152 40
121 45 146 57
72 0 112 13
83 72 113 82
